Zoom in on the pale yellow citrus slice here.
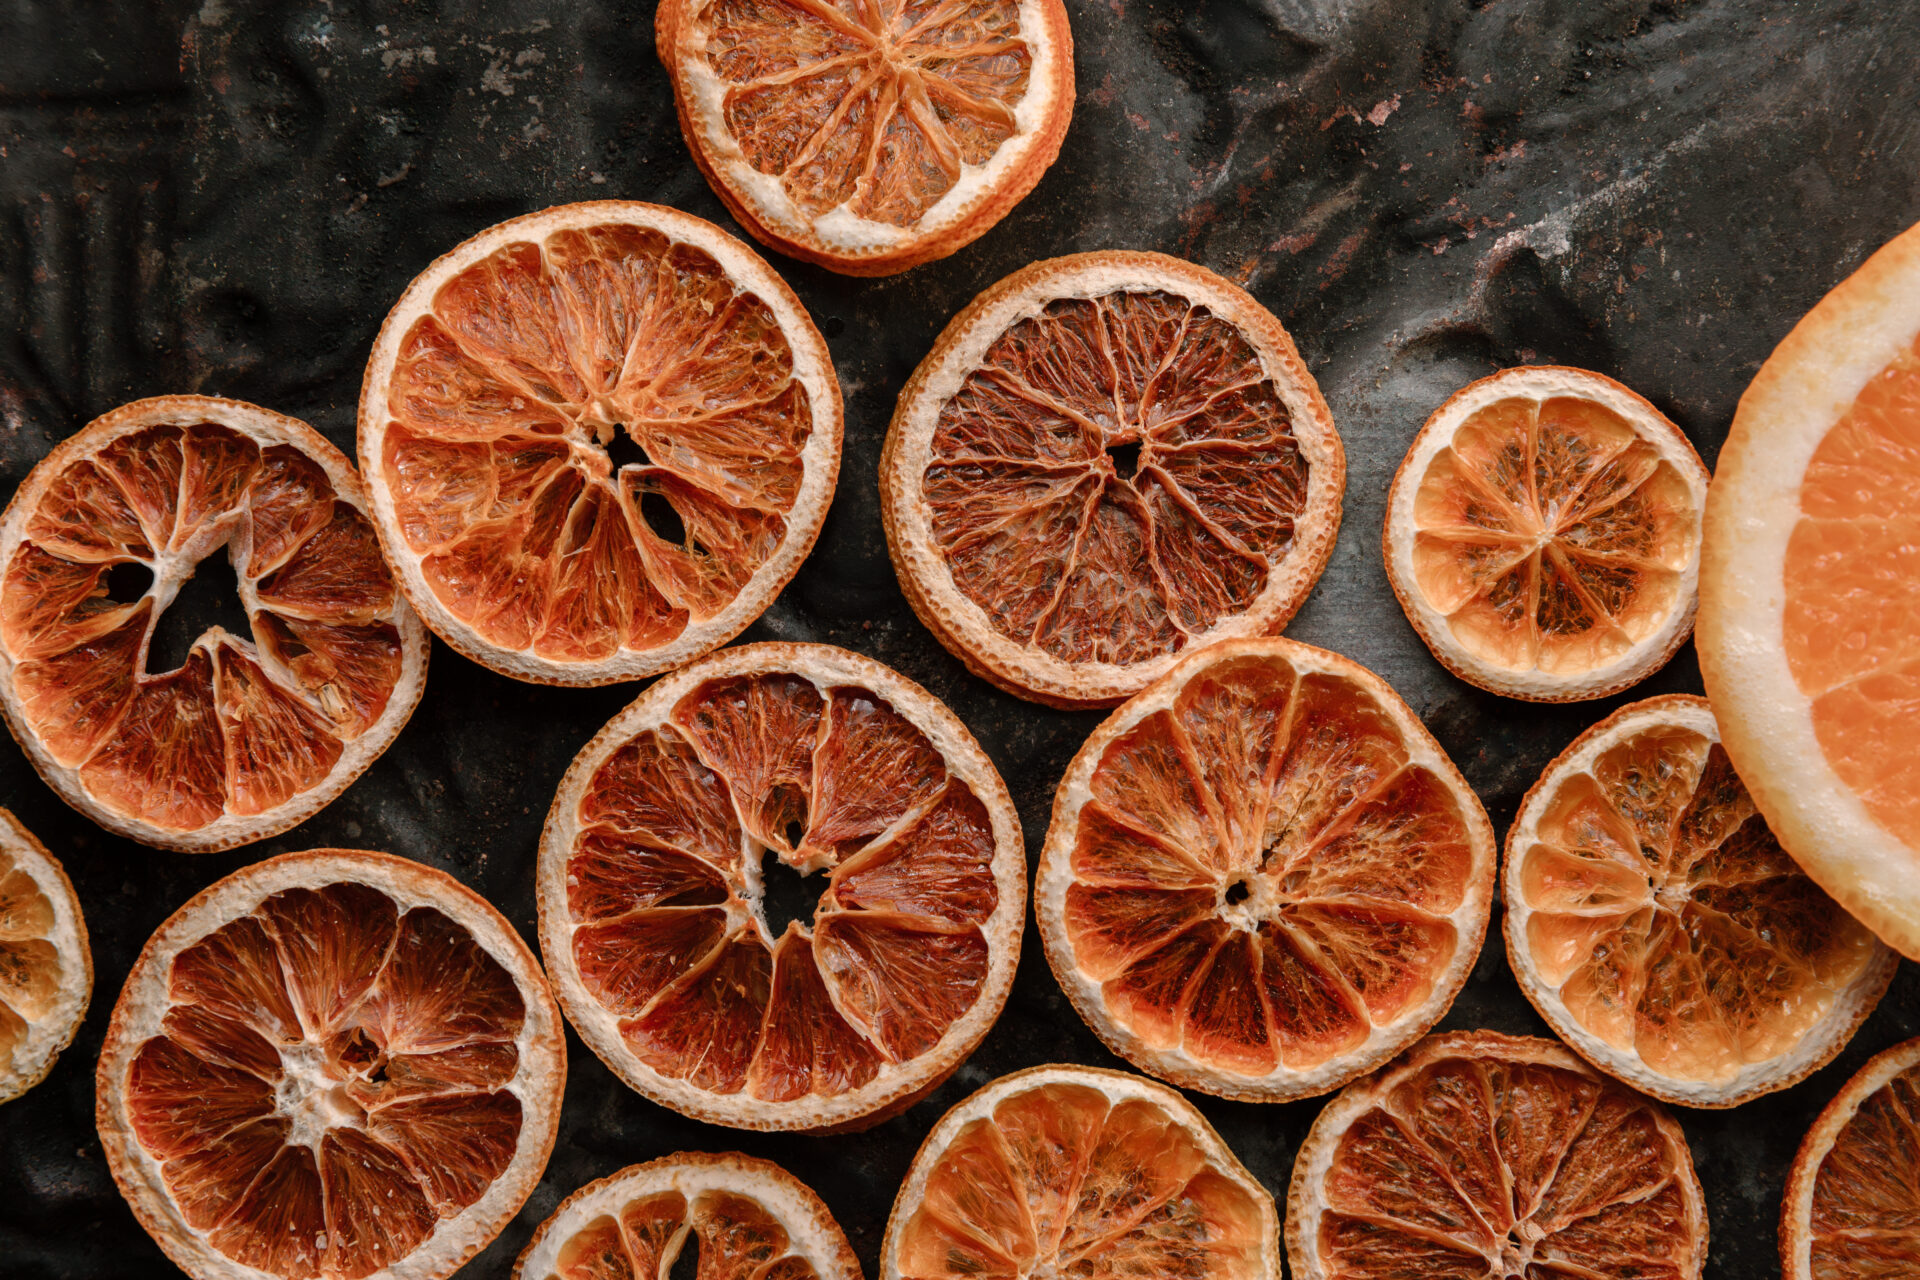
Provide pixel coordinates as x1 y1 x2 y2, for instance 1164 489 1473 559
0 807 90 1104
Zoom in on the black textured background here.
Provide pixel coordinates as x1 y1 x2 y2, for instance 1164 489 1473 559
3 2 1919 1277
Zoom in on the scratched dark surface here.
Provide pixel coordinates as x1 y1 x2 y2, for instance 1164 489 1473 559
3 1 1919 1277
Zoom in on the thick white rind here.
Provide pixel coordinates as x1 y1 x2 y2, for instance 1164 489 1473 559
0 808 90 1105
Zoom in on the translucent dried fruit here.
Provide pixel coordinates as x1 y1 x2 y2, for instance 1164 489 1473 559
0 810 90 1105
1781 1036 1920 1280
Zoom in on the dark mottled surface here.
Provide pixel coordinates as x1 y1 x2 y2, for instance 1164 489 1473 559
2 2 1918 1277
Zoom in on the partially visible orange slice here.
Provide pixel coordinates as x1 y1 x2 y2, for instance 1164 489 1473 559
1781 1036 1920 1280
0 808 90 1104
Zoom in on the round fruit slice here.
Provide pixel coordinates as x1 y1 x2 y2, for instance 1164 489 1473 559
1505 693 1894 1108
359 200 842 686
0 807 90 1104
1700 219 1920 958
882 251 1346 708
538 641 1023 1129
882 1063 1277 1280
514 1152 859 1280
1384 365 1709 701
656 0 1074 276
96 848 565 1280
1036 637 1496 1102
0 395 429 851
1286 1031 1709 1280
1781 1036 1920 1280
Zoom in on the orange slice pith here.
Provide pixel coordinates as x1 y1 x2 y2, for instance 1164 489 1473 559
515 1153 860 1280
0 395 428 852
1284 1031 1709 1280
1504 694 1893 1108
95 848 565 1280
1384 365 1709 702
0 807 91 1105
1781 1036 1920 1280
358 201 842 686
657 0 1074 276
1035 637 1496 1102
538 641 1024 1130
882 1064 1278 1280
882 251 1346 709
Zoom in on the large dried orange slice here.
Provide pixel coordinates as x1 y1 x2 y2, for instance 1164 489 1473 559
515 1152 859 1280
1384 365 1709 701
0 396 428 851
1285 1031 1709 1280
1700 219 1920 959
1036 637 1496 1102
359 201 841 686
95 848 565 1280
656 0 1074 276
0 808 90 1104
882 1064 1277 1280
882 252 1346 708
1504 693 1894 1108
538 641 1023 1129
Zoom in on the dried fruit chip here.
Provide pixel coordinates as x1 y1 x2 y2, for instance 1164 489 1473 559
0 808 90 1104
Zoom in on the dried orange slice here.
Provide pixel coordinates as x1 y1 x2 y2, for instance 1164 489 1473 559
656 0 1074 276
882 251 1346 708
514 1152 859 1280
538 641 1023 1129
1780 1036 1920 1280
0 395 428 851
882 1064 1277 1280
359 201 842 686
95 848 565 1280
0 808 90 1104
1036 637 1496 1102
1700 219 1920 959
1285 1031 1709 1280
1384 365 1709 701
1504 694 1893 1108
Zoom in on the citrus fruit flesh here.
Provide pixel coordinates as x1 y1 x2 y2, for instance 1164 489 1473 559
0 809 89 1103
1785 1039 1920 1279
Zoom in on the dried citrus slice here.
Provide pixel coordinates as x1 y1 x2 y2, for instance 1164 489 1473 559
1384 365 1709 701
0 808 90 1104
95 848 565 1280
538 641 1023 1129
1036 637 1496 1102
1285 1031 1709 1280
358 201 841 686
882 1063 1277 1280
656 0 1074 276
0 396 428 851
882 251 1346 708
514 1152 859 1280
1505 694 1894 1108
1780 1036 1920 1280
1700 219 1920 959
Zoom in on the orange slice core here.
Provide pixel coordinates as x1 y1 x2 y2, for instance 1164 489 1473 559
1807 1057 1920 1276
545 1186 821 1280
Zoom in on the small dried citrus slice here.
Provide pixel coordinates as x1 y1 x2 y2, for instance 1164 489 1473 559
358 201 841 686
1700 219 1920 959
1036 637 1496 1102
1505 693 1893 1107
0 395 428 851
95 848 565 1280
538 641 1023 1129
656 0 1074 276
1384 365 1709 701
1780 1036 1920 1280
514 1152 859 1280
882 1063 1277 1280
0 808 90 1104
1285 1031 1709 1280
882 251 1345 708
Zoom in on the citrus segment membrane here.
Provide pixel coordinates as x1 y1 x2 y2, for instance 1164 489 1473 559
1782 1038 1920 1280
0 809 90 1104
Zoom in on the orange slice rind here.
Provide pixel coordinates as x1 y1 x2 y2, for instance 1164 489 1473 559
0 808 90 1105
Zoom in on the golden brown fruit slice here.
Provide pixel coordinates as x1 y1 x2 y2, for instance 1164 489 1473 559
1505 694 1893 1107
0 396 427 851
1781 1036 1920 1280
657 0 1074 276
1384 365 1709 701
358 201 842 685
538 641 1024 1130
1286 1031 1708 1280
0 808 90 1104
1036 636 1495 1101
882 251 1346 708
95 848 565 1280
882 1063 1276 1280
